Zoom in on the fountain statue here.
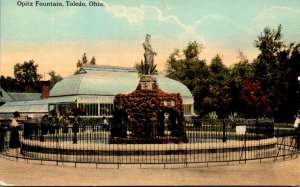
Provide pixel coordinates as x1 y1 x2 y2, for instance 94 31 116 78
143 34 157 75
110 35 187 144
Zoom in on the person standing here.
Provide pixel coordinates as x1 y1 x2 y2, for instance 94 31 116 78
72 116 79 144
103 117 109 131
40 115 50 142
9 113 21 150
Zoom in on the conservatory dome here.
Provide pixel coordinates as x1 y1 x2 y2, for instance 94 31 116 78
50 65 194 104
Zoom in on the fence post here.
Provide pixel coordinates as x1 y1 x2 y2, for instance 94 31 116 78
222 120 227 142
244 133 247 164
0 126 4 151
296 127 300 151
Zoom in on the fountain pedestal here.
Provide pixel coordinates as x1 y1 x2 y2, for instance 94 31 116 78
110 75 188 144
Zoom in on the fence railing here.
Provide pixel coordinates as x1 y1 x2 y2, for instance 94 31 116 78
0 119 299 165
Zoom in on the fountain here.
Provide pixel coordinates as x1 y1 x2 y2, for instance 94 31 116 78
110 35 188 143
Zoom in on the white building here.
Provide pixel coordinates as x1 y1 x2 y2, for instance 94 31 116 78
0 65 194 119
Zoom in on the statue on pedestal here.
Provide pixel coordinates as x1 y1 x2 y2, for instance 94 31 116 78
143 34 157 75
110 34 187 144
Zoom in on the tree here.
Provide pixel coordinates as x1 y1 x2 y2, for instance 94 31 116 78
240 80 271 118
277 43 300 122
0 76 19 92
90 56 96 65
166 42 206 91
48 71 63 89
253 25 285 91
253 25 285 119
135 60 157 77
75 53 97 74
163 26 299 121
253 25 300 122
228 51 254 116
14 60 42 92
183 41 203 59
76 53 87 72
202 55 231 117
165 41 210 115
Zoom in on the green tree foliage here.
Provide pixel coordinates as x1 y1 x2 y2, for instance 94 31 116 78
75 53 97 74
274 43 300 122
228 51 254 115
82 53 88 64
253 24 300 122
164 25 299 121
90 56 96 65
47 70 63 89
165 41 210 115
253 25 284 91
202 55 231 117
135 60 157 77
0 76 18 92
14 60 42 92
285 43 300 121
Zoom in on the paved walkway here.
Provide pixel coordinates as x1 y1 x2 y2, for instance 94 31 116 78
0 155 299 186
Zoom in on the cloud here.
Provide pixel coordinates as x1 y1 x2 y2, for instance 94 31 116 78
254 6 300 25
103 3 190 31
252 6 300 43
103 3 202 45
104 3 190 36
188 14 254 52
105 4 145 24
253 6 300 30
141 5 190 31
103 3 255 62
194 14 251 39
166 5 172 10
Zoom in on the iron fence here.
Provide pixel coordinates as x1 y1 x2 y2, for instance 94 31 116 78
0 119 299 166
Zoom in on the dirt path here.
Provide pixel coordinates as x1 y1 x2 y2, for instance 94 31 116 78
0 155 299 186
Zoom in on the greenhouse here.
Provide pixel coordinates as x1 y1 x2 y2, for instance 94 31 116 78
0 65 194 119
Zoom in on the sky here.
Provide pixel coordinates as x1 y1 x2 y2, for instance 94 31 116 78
1 0 300 79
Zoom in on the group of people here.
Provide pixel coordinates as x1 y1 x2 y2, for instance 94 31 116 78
40 114 71 135
39 114 110 143
39 114 83 140
0 112 110 147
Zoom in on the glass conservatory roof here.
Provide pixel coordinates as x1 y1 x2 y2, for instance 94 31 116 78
50 65 194 104
0 96 78 114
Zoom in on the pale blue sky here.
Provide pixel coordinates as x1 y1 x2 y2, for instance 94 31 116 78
1 0 300 78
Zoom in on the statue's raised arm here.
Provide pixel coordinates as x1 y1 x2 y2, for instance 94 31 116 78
143 34 157 75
